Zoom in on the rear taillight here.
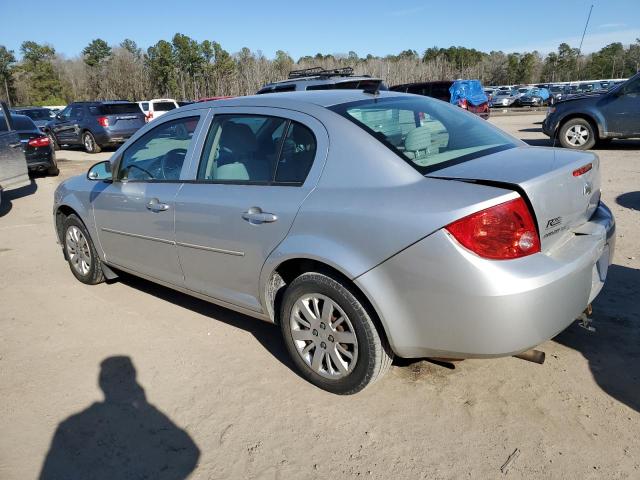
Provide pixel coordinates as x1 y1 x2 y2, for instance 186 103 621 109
97 116 109 127
445 197 540 260
146 112 153 122
28 136 50 148
572 163 592 176
458 98 468 109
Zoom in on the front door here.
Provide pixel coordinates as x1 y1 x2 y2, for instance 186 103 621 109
175 109 327 312
53 105 83 144
0 103 30 191
92 113 205 285
601 76 640 136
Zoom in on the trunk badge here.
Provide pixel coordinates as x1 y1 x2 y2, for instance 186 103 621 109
583 182 593 196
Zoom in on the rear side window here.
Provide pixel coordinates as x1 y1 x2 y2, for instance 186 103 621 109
140 102 149 111
153 101 177 112
197 114 316 185
256 84 296 94
275 122 316 184
94 103 141 115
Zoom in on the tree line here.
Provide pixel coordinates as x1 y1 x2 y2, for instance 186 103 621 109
1 34 639 107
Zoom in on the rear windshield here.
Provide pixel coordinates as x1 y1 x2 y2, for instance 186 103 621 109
0 114 37 131
330 96 517 174
153 101 177 112
91 103 141 115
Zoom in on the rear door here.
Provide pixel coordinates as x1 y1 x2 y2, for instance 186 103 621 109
0 103 30 192
174 107 328 312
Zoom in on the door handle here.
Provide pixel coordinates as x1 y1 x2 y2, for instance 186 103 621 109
242 207 278 225
146 198 170 212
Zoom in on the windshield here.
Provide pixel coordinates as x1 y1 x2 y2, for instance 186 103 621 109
330 96 517 174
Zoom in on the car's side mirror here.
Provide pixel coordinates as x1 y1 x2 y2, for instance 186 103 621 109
87 160 112 181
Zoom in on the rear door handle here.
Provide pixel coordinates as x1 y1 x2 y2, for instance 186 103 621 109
146 198 170 212
242 207 278 224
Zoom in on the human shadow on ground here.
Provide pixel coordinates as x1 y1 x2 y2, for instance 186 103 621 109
616 191 640 210
0 180 37 217
116 272 300 377
554 264 640 413
39 356 200 480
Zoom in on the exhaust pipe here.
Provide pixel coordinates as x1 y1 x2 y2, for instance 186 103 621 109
513 349 545 364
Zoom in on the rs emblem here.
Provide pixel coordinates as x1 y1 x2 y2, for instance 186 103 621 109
583 182 593 196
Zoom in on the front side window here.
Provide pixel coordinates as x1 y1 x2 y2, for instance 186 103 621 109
330 96 516 174
622 76 640 96
118 116 199 181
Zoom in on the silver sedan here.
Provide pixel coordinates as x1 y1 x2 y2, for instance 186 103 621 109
53 91 615 394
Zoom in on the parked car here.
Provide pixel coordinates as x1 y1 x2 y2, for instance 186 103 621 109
549 85 570 104
390 80 490 119
490 90 518 107
518 87 551 107
257 67 386 94
0 102 30 206
53 91 614 394
44 101 146 153
138 99 179 122
543 71 640 149
10 106 55 130
197 96 234 102
3 113 58 175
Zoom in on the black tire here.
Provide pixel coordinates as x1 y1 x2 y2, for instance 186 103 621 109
47 132 60 151
279 272 393 394
82 131 102 154
62 214 105 285
558 118 596 150
47 154 59 176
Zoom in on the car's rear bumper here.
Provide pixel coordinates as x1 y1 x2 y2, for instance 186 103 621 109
542 115 558 137
95 129 140 145
356 202 615 359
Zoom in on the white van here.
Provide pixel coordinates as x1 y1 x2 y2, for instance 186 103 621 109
137 99 179 122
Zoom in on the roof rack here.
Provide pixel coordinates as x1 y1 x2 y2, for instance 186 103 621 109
288 67 354 79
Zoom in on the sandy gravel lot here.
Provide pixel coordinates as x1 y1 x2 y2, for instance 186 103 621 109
1 115 638 479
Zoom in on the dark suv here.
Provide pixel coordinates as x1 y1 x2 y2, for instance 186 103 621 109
543 72 640 149
44 101 146 153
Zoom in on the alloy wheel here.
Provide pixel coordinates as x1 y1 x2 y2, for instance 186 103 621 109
65 226 92 276
565 124 589 146
84 134 94 152
289 294 358 379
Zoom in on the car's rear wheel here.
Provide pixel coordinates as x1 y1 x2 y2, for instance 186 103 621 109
279 272 392 394
83 131 102 153
62 214 105 285
559 118 596 150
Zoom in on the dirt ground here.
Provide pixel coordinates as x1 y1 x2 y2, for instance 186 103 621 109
1 114 638 479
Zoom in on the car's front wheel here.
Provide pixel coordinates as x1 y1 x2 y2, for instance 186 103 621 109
82 131 102 153
558 118 596 150
62 214 105 285
47 132 60 151
280 272 392 394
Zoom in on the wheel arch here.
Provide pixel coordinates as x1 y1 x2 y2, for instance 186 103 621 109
262 256 392 351
557 112 603 139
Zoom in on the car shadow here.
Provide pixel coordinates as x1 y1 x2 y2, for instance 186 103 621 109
522 138 554 147
116 272 301 379
553 264 640 413
39 356 200 480
616 192 640 210
0 180 37 217
518 127 542 133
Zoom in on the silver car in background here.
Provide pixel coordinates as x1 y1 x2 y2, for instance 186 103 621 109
491 90 518 107
53 91 615 394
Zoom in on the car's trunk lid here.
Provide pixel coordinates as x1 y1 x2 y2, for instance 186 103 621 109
426 146 601 251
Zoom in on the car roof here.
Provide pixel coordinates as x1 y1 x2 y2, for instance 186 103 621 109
180 90 409 111
265 75 379 87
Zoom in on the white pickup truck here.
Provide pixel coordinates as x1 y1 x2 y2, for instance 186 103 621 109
0 102 30 208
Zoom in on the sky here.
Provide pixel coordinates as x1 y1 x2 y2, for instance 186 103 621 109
1 0 639 59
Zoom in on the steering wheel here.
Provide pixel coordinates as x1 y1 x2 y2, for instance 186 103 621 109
160 148 187 180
